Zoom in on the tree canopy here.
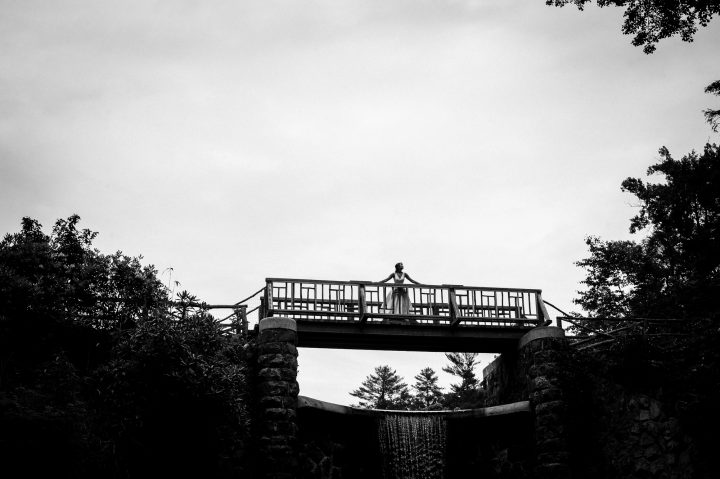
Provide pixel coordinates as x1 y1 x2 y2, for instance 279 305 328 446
351 355 486 411
0 216 252 477
705 80 720 132
0 215 167 328
411 367 444 410
442 352 480 392
442 352 484 408
350 365 411 410
546 1 720 53
575 143 720 320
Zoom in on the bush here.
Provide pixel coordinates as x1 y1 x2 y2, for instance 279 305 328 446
0 216 254 477
95 314 253 477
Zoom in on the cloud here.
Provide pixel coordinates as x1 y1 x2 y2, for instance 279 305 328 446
1 0 719 404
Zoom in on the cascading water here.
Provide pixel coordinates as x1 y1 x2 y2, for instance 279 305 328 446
378 413 447 479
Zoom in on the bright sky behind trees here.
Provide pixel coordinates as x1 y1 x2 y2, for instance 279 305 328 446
1 0 718 403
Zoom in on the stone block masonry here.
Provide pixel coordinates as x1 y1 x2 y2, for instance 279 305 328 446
483 326 572 479
523 330 572 479
257 317 300 479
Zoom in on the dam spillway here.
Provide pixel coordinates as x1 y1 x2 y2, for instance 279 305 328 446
296 396 533 479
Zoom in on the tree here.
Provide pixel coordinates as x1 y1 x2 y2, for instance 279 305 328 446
95 314 252 477
350 365 410 410
0 215 167 328
442 352 480 392
411 367 443 410
442 352 485 408
575 143 720 320
0 216 253 476
705 80 720 132
546 1 720 54
574 237 645 318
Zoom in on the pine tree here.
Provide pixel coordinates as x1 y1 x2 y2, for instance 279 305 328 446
442 353 479 392
350 365 410 410
411 367 443 410
442 352 484 408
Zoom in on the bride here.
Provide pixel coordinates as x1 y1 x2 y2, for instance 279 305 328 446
378 262 420 315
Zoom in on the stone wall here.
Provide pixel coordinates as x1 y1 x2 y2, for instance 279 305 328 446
482 349 524 406
296 407 382 479
593 390 695 478
564 349 698 479
483 329 701 479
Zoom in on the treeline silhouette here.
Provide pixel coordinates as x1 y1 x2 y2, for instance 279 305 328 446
0 216 253 478
349 353 486 411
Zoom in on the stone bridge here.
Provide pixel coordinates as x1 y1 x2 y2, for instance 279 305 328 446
255 312 572 478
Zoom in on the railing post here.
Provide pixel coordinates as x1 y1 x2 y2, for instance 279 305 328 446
234 305 248 335
358 283 367 323
233 307 241 335
259 296 266 320
537 292 552 326
265 279 274 318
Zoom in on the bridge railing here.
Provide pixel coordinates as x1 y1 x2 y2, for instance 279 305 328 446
261 278 550 327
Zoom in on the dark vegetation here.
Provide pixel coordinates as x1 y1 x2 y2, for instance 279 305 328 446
574 143 720 322
566 117 720 474
544 9 720 471
705 80 720 132
546 1 720 54
0 215 253 478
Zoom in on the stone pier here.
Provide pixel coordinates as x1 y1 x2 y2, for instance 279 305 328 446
257 317 300 479
483 326 572 478
522 327 571 479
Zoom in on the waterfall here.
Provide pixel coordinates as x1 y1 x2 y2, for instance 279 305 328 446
378 413 447 479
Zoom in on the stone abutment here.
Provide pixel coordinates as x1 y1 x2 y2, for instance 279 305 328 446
257 317 300 479
483 326 572 478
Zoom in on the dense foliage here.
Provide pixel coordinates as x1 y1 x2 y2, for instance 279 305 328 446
0 216 253 478
0 215 167 328
705 80 720 132
575 143 720 321
571 142 720 474
546 0 720 53
94 315 252 477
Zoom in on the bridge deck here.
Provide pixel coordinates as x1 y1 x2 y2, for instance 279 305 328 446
261 278 552 352
295 319 534 352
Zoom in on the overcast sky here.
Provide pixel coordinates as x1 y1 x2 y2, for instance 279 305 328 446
1 0 718 404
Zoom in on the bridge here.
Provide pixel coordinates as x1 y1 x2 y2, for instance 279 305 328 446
258 278 553 352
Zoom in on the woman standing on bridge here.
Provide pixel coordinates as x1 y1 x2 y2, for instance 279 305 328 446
379 262 420 315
